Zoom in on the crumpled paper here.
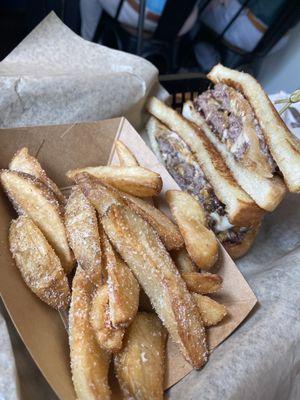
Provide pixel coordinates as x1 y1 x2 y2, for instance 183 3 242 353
0 13 300 400
0 12 167 130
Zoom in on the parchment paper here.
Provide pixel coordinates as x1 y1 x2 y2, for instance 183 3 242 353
0 12 299 400
0 12 167 130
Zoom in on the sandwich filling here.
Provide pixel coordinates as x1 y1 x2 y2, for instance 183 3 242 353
155 129 249 245
194 83 276 171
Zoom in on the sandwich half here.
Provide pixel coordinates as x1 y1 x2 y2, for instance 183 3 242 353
182 64 287 211
147 97 264 259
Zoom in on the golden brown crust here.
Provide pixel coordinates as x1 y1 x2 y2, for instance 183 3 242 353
9 147 66 204
223 224 260 259
171 248 197 274
146 98 264 226
115 140 139 166
1 170 74 273
9 216 70 310
102 204 208 369
67 166 162 198
114 312 167 400
65 186 102 286
166 190 218 269
208 64 300 192
101 231 139 327
183 100 286 213
89 284 125 353
69 268 111 399
192 294 227 327
181 272 222 294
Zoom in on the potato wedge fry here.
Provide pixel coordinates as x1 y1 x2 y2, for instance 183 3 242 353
101 232 139 327
182 272 222 294
171 248 197 273
102 204 208 369
90 283 125 352
1 170 74 273
115 140 139 167
166 190 219 270
76 174 183 250
121 192 183 251
115 312 167 400
69 267 111 400
65 186 102 286
193 294 227 327
9 147 66 204
9 216 70 310
67 165 162 197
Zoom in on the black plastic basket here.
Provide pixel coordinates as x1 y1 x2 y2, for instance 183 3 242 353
159 73 210 110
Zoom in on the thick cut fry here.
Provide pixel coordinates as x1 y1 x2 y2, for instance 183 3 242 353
115 312 167 400
90 284 125 352
115 140 139 166
182 272 222 294
121 192 183 251
101 232 139 327
1 170 73 273
171 248 197 273
65 186 102 286
76 173 183 250
102 204 208 369
166 190 219 270
9 147 66 204
193 294 227 327
67 166 162 197
9 216 70 310
69 267 111 400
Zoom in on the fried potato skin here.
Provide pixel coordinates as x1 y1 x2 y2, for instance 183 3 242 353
69 268 111 400
115 140 139 166
76 174 183 251
171 248 197 273
102 204 208 369
9 147 66 204
182 272 222 294
115 312 167 400
102 232 139 327
9 216 70 310
193 294 227 327
65 186 102 286
90 284 125 353
1 170 74 273
166 190 219 270
67 166 162 197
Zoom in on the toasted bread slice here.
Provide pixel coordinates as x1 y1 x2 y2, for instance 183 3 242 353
65 186 102 286
182 272 222 294
183 101 286 211
1 170 74 273
146 98 263 226
208 64 300 193
90 283 125 352
101 231 139 327
76 173 183 251
166 190 218 270
102 204 208 369
69 267 111 399
193 294 227 327
115 140 139 166
9 147 66 204
9 216 70 310
67 166 162 197
223 223 260 259
115 312 167 400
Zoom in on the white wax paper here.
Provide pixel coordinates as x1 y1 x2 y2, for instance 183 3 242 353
0 13 300 400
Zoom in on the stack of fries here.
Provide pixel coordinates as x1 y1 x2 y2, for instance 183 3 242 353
1 141 229 400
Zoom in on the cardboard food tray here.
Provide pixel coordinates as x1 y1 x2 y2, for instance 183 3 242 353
0 118 257 399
